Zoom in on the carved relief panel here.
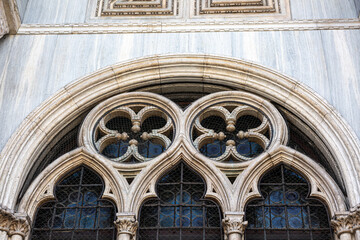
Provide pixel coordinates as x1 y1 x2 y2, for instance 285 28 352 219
92 0 290 20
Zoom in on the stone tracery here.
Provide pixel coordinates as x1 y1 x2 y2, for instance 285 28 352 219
2 55 358 239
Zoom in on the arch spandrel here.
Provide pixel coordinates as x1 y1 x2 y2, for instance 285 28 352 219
0 54 358 216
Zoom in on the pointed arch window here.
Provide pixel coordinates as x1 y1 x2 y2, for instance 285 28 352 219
138 162 223 239
245 165 333 240
31 166 116 240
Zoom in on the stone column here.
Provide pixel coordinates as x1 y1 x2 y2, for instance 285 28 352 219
222 213 248 240
114 214 138 240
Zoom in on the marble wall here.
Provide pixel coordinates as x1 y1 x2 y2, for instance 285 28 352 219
0 30 359 152
355 0 360 17
21 0 359 24
16 0 29 20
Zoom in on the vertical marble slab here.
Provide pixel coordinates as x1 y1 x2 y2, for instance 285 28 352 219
23 0 88 24
16 0 29 20
354 0 360 17
319 30 360 137
290 0 358 19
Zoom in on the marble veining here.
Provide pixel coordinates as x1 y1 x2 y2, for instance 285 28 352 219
0 30 360 152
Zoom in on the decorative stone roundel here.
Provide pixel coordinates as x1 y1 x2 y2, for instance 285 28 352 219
93 104 173 162
191 102 272 162
79 92 176 163
93 104 174 163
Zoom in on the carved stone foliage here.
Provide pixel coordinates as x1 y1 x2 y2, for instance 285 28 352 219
114 215 138 239
331 207 360 237
191 102 271 162
94 0 289 19
96 0 179 17
222 216 248 239
92 103 174 163
0 0 9 39
0 208 30 238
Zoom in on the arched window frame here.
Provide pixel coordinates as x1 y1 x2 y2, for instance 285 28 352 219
1 55 356 240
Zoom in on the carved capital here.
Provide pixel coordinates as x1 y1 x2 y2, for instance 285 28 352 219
114 214 138 239
8 217 30 238
222 216 248 239
0 208 13 232
0 208 30 239
332 207 360 237
351 206 360 231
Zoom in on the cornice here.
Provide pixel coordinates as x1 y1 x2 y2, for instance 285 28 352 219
16 18 360 35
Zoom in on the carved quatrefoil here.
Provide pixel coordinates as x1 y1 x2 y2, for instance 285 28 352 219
191 103 272 162
93 104 174 163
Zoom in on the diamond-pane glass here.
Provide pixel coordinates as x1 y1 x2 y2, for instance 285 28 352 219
31 166 116 240
245 165 333 240
138 162 223 239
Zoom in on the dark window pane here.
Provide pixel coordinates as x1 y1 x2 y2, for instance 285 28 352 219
245 165 333 240
31 166 116 240
138 162 223 239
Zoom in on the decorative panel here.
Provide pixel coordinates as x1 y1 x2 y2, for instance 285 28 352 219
191 0 290 18
96 0 180 18
93 0 289 20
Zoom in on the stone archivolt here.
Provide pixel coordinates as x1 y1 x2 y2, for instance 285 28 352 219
3 55 360 239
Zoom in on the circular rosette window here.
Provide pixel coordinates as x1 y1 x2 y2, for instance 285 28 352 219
191 103 272 162
94 104 174 163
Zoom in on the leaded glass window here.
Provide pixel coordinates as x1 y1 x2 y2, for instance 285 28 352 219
31 166 116 240
138 162 223 239
245 165 333 240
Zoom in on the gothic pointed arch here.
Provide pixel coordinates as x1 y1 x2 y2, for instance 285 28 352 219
30 165 117 240
137 161 223 240
244 164 333 240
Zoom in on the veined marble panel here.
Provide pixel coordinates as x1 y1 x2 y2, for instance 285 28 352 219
0 31 359 152
290 0 358 20
17 0 30 20
355 0 360 17
23 0 88 24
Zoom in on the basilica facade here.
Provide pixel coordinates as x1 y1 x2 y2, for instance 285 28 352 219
0 1 360 240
